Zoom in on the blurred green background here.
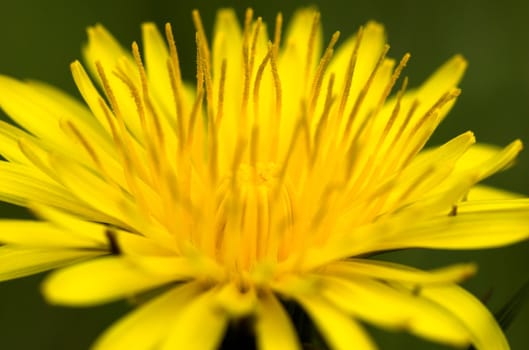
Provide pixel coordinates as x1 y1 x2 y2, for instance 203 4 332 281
0 0 528 348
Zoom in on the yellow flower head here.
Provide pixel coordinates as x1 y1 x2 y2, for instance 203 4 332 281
1 8 528 350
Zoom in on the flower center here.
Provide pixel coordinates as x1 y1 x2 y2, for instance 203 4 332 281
213 162 294 273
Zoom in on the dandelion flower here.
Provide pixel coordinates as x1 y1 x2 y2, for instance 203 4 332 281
1 7 529 350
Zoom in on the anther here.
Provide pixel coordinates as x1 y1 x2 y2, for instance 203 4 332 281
304 12 321 86
344 44 390 136
273 12 283 55
308 31 340 115
338 25 364 117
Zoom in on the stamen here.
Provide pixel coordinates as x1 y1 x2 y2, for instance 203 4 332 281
372 53 411 118
95 65 149 185
165 23 185 148
98 98 120 149
338 26 364 117
192 10 210 62
392 98 420 145
164 23 183 85
112 67 148 141
269 42 282 158
308 31 340 115
242 8 254 55
399 89 460 167
372 76 410 178
16 138 60 182
215 59 227 124
344 44 390 137
304 12 321 87
414 89 461 132
187 89 204 148
240 9 254 129
249 17 262 77
63 120 103 172
97 98 148 212
273 12 283 55
253 48 272 123
250 125 259 167
195 32 205 96
95 62 121 117
277 104 310 186
311 73 336 165
382 76 409 140
208 110 219 185
195 33 214 124
167 60 185 149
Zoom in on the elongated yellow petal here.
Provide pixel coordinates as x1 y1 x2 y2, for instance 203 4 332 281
295 293 376 350
319 276 471 347
0 221 106 248
51 155 143 230
42 256 194 306
377 199 529 250
255 290 300 350
93 282 204 350
467 184 526 200
161 289 228 350
413 54 467 122
0 76 95 152
420 284 509 350
142 22 173 119
83 24 144 141
0 120 38 164
0 162 109 221
324 259 476 285
0 246 102 281
215 282 258 317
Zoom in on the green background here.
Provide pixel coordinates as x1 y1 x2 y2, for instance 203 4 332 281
0 0 528 348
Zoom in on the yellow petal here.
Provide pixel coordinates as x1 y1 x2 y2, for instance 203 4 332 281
295 293 376 350
0 246 102 281
377 199 529 250
93 282 204 350
70 60 113 135
420 284 509 350
142 23 173 118
324 259 476 285
215 282 258 317
0 221 106 248
467 184 526 200
42 256 193 306
83 24 144 140
82 24 131 78
300 171 476 269
161 288 228 350
328 21 387 118
212 9 244 170
414 54 467 122
0 75 102 152
112 230 176 256
374 131 476 213
51 155 144 230
255 290 300 350
0 161 108 221
319 276 471 347
0 120 38 164
457 140 523 180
